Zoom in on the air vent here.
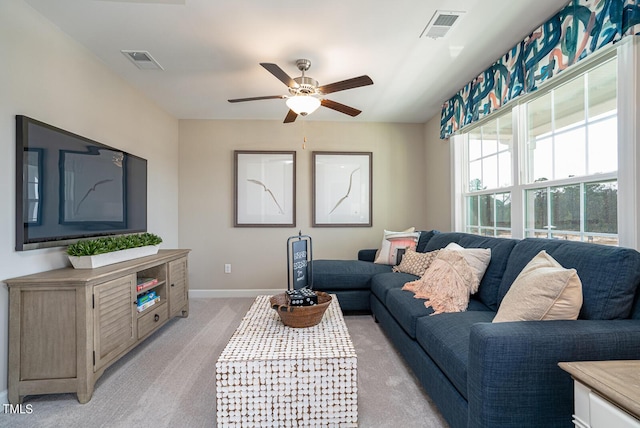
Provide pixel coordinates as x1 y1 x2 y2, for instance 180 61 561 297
121 50 164 70
420 10 465 39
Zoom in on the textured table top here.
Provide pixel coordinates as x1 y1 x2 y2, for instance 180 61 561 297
218 295 356 362
559 360 640 419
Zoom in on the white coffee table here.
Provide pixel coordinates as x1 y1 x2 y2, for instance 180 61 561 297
216 295 358 427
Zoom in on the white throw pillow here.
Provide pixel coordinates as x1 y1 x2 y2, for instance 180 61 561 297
443 242 491 288
374 228 419 265
493 250 583 323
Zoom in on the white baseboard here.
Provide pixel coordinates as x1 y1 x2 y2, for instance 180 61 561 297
189 289 283 299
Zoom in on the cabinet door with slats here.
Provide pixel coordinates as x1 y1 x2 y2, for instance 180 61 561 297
168 257 188 318
93 274 136 371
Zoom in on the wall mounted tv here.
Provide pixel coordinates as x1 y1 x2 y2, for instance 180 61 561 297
16 115 148 251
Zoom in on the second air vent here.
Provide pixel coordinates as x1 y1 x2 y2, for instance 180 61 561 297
421 10 465 39
121 50 164 70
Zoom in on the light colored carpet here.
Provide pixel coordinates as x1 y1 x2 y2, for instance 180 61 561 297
1 298 448 428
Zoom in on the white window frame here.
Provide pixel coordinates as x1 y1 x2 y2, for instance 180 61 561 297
617 37 640 249
451 38 640 249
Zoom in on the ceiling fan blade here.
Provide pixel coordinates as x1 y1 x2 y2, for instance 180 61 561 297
283 109 298 123
228 95 286 103
318 75 373 95
321 99 362 117
260 63 299 88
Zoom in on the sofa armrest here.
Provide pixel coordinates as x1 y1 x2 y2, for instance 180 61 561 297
358 249 377 262
467 320 640 428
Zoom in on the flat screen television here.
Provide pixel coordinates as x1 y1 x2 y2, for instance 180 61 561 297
16 115 148 251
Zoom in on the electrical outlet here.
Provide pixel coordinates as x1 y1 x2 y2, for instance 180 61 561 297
224 263 231 274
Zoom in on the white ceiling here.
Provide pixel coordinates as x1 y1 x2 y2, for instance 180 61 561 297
24 0 568 124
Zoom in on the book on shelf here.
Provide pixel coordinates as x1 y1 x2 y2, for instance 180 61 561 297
137 296 160 313
137 277 159 292
136 290 157 306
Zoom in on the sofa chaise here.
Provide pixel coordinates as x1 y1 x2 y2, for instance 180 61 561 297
312 231 640 428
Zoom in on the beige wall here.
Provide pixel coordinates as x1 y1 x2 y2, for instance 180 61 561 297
0 0 180 400
423 116 453 232
178 119 428 293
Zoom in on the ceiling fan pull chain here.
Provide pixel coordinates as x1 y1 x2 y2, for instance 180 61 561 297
302 120 307 150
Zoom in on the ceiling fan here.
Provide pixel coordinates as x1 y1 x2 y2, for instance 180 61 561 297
228 59 373 123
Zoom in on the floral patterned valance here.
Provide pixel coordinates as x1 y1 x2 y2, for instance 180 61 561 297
440 0 640 139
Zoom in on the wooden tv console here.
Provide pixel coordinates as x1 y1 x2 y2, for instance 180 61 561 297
5 249 190 404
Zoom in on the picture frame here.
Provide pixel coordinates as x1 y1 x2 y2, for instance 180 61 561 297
59 147 126 225
312 151 372 227
234 150 296 227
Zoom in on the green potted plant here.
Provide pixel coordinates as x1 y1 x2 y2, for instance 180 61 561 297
67 233 163 269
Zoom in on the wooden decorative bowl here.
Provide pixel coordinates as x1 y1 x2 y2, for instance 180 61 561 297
270 291 332 328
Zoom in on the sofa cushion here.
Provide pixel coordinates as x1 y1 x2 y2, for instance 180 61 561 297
371 272 415 303
357 248 378 262
386 288 434 338
385 287 494 339
415 310 495 400
312 260 392 291
467 295 495 312
493 250 583 322
632 294 640 320
498 238 640 320
416 230 439 253
424 233 518 311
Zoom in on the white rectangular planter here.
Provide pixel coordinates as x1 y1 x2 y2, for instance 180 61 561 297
68 245 160 269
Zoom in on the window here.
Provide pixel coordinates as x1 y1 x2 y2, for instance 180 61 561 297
524 180 617 245
524 58 617 244
466 192 512 237
464 112 513 237
468 111 513 190
459 55 619 245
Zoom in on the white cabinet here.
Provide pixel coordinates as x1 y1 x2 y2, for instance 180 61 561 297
560 361 640 428
589 390 640 428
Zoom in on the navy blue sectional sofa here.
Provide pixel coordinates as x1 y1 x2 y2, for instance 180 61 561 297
312 231 640 428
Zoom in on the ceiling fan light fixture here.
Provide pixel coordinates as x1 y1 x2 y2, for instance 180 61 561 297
286 95 321 116
229 60 373 123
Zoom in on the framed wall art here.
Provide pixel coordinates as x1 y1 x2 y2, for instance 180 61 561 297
312 151 372 227
59 148 126 225
234 150 296 227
